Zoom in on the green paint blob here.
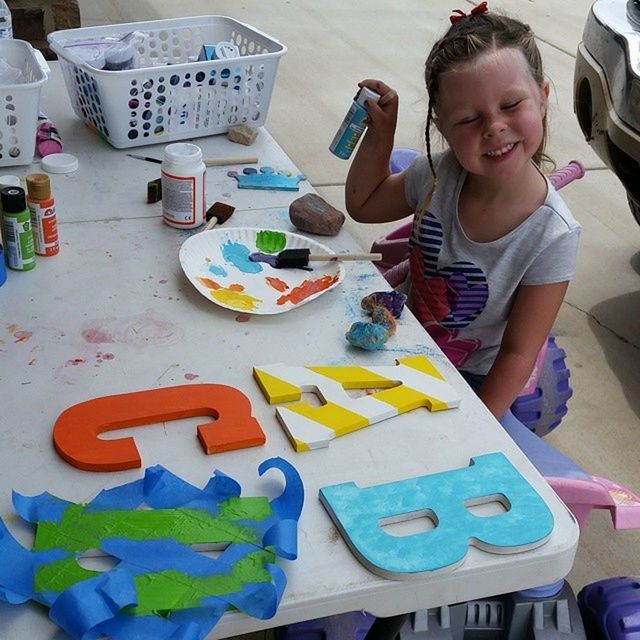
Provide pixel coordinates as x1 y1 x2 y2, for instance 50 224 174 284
35 557 98 593
34 548 277 615
255 230 286 254
33 498 271 553
127 548 276 616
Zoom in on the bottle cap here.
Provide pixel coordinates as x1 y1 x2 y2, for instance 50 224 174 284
214 42 240 59
0 174 21 188
104 41 135 70
41 153 79 174
163 143 203 165
356 87 381 108
71 44 106 70
0 186 27 213
26 173 51 200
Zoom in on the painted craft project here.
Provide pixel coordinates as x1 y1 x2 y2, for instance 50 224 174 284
0 458 304 640
180 227 345 314
320 452 554 578
253 355 460 451
53 384 266 472
227 166 307 191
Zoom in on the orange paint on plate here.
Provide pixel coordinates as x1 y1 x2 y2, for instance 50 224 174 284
265 277 289 292
277 274 340 306
197 276 221 289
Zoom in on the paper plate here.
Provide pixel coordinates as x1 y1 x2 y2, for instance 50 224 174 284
179 227 345 314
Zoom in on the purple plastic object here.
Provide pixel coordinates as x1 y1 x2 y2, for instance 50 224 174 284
276 611 375 640
389 147 421 174
578 577 640 640
510 335 573 436
548 160 586 190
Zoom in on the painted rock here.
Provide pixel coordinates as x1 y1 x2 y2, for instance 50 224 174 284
345 322 389 351
361 290 407 319
289 194 345 236
371 306 397 336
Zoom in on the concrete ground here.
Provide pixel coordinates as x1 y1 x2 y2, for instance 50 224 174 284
74 0 640 618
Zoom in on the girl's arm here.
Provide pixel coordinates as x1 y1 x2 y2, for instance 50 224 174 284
477 280 570 419
345 79 414 223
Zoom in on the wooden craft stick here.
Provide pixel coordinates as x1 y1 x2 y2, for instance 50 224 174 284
204 156 258 167
307 252 382 262
275 248 381 268
128 154 259 167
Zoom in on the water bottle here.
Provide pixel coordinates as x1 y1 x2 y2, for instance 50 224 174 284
0 0 13 39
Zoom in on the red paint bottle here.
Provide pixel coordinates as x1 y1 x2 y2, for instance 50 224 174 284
26 173 59 256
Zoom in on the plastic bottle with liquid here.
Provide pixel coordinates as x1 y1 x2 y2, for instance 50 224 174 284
0 0 13 39
329 87 381 159
161 143 206 229
1 186 36 271
26 173 59 256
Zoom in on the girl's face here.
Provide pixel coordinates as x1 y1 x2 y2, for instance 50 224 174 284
434 47 549 184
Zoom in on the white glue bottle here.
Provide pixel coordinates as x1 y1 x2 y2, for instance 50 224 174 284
329 87 381 160
161 143 206 229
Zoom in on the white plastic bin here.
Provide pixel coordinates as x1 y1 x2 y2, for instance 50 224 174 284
0 39 48 167
47 16 287 149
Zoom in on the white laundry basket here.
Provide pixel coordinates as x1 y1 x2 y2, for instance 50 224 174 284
0 39 48 167
47 15 287 149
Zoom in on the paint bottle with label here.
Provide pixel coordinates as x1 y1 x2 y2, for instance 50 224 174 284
26 173 59 256
329 87 381 160
161 143 206 229
0 186 36 271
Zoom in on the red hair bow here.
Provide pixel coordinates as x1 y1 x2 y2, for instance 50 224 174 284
450 1 489 24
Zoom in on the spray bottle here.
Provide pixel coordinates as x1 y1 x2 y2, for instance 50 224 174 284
329 87 381 160
26 173 59 256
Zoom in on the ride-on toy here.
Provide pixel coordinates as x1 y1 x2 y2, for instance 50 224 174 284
372 149 585 437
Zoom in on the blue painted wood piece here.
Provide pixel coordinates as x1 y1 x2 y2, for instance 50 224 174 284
228 167 307 191
319 452 555 578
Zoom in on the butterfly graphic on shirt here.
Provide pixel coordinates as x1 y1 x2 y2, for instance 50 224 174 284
409 212 488 367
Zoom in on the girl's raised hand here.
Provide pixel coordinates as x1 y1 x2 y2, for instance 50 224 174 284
358 78 399 137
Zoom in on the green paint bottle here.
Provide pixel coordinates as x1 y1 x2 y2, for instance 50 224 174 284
1 186 36 271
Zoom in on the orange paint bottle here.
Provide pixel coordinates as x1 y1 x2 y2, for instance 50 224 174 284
26 173 59 256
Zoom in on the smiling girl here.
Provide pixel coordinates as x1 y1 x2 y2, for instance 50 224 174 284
345 4 581 423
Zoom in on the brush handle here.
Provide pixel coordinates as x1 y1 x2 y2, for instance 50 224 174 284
204 156 258 167
202 217 219 231
307 252 382 262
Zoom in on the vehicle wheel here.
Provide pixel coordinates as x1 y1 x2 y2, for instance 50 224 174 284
578 577 640 640
510 336 572 437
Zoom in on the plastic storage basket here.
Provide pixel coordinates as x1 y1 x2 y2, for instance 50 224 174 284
47 16 287 149
0 39 48 167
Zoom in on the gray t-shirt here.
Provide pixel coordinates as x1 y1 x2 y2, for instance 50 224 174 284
404 151 581 375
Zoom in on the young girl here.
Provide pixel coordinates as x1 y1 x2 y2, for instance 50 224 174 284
345 4 580 423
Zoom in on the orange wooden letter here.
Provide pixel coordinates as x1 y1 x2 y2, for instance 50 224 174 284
53 384 265 472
